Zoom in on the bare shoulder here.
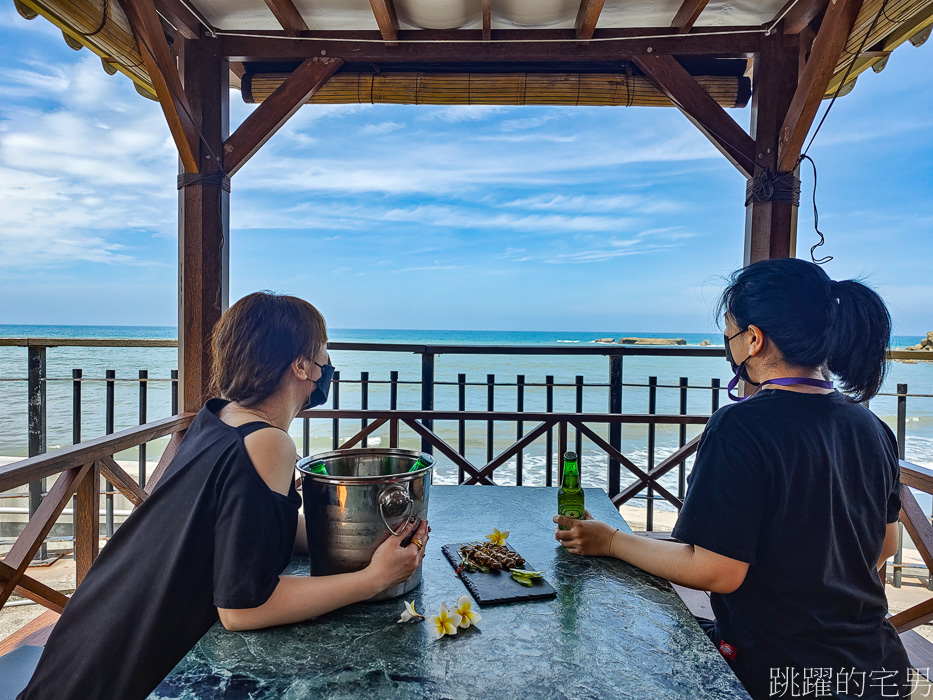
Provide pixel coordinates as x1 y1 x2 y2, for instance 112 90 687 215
242 427 297 496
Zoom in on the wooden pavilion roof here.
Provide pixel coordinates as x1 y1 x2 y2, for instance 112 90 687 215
12 0 933 110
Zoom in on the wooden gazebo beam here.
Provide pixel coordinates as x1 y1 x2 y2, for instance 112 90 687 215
482 0 491 42
223 28 761 62
262 0 309 37
777 0 863 171
744 29 800 264
178 36 230 411
223 57 342 176
123 0 200 172
575 0 606 42
671 0 711 34
153 0 203 40
369 0 400 46
634 54 755 178
777 0 829 34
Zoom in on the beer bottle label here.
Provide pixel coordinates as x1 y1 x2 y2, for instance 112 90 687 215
558 504 583 520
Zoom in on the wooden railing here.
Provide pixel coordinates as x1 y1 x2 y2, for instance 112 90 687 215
890 460 933 633
0 414 194 616
300 408 705 507
2 408 933 642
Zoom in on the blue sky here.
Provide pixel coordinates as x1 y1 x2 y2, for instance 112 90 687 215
1 9 931 334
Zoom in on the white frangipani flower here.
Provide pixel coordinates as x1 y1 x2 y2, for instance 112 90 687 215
454 595 482 629
397 600 424 624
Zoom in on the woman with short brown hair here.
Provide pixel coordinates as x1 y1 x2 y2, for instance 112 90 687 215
19 292 429 700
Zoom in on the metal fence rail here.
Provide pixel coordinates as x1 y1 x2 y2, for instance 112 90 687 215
1 339 932 552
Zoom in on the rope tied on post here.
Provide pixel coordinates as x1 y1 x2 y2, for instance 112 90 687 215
744 169 800 207
177 172 231 192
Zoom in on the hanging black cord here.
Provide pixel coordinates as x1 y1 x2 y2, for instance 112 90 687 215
791 0 890 264
799 155 832 264
801 0 890 160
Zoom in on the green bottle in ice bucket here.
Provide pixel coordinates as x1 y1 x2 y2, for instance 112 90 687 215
306 460 328 476
558 451 584 530
408 456 428 472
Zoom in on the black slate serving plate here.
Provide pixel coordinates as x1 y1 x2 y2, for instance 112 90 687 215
441 543 557 605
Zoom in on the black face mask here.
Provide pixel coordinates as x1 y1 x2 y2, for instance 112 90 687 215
304 362 335 410
724 330 755 384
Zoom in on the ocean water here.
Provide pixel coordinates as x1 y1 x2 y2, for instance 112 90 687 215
2 325 932 504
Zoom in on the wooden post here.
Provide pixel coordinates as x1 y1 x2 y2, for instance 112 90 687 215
178 34 230 413
744 28 800 264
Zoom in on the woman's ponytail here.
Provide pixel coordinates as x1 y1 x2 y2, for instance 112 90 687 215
719 258 892 403
826 279 891 403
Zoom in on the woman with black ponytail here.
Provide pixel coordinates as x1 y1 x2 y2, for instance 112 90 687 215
555 258 909 699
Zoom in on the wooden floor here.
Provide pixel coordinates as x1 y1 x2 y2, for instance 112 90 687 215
0 611 58 657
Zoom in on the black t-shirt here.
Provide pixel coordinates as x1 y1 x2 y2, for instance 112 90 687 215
672 389 909 700
19 399 301 700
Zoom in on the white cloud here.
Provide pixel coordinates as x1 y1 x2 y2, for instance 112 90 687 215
0 53 175 268
360 121 405 136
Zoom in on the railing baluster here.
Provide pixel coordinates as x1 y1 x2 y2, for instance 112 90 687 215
678 377 688 499
608 355 623 498
895 383 907 588
647 376 657 532
516 375 525 486
303 414 310 458
72 369 82 542
711 377 720 414
171 369 179 415
105 370 116 538
139 370 148 488
575 375 584 462
390 371 399 449
546 375 554 487
27 345 47 561
421 352 435 456
332 370 341 450
361 371 370 448
487 374 495 463
458 373 467 484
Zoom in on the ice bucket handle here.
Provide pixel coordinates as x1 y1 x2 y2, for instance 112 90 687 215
378 485 413 535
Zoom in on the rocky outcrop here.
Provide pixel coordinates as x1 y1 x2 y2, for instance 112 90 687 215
905 331 933 351
700 339 712 346
618 337 687 346
593 337 615 344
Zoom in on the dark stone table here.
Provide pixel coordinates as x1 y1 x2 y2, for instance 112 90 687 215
153 487 749 699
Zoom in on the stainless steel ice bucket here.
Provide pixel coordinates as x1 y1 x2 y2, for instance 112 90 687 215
297 449 433 601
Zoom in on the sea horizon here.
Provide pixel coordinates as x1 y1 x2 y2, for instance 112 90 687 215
2 324 932 500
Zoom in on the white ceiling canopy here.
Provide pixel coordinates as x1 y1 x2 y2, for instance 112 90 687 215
191 0 789 32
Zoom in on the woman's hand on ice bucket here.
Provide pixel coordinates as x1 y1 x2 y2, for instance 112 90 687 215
368 519 430 589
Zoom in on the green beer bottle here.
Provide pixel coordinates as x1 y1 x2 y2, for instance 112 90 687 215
306 460 328 476
557 451 584 530
408 456 428 472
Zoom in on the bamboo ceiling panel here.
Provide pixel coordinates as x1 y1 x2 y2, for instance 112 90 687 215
243 71 749 108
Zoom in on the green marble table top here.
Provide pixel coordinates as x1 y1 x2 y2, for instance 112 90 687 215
153 486 749 699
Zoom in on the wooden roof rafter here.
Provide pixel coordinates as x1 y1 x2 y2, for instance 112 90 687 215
482 0 491 41
223 57 342 176
774 0 830 34
369 0 399 46
575 0 605 44
671 0 711 34
262 0 308 37
777 0 864 170
153 0 205 40
122 0 200 172
633 53 755 178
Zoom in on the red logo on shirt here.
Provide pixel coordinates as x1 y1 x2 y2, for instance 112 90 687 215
719 641 737 660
